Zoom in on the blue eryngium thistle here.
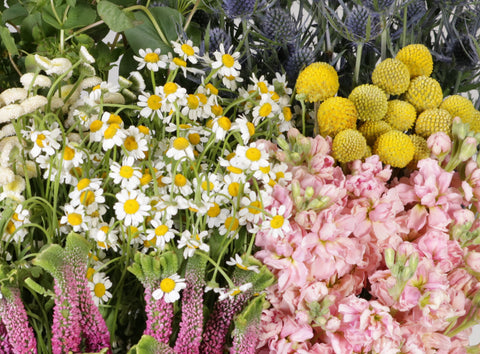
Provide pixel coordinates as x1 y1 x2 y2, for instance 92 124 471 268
284 45 316 82
262 7 298 45
362 0 394 12
222 0 256 19
345 6 381 42
405 0 426 23
209 28 232 54
448 35 479 71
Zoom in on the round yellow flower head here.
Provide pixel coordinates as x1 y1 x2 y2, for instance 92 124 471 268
296 62 339 102
395 44 433 78
408 134 430 169
317 97 358 137
439 95 475 124
371 58 410 95
469 110 480 133
332 129 367 163
348 84 388 121
374 130 415 168
404 76 443 112
415 108 452 138
358 120 392 146
384 99 417 131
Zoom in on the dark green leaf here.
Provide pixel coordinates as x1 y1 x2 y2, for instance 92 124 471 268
0 26 18 56
97 0 136 32
1 4 28 25
63 3 97 29
123 7 183 54
41 4 66 29
66 0 77 6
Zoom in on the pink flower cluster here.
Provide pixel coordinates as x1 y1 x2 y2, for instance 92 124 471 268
255 129 480 353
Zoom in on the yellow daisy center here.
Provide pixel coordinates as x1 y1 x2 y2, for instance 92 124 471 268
247 122 255 136
246 147 261 161
119 165 134 179
138 125 150 135
206 83 219 95
140 172 152 186
227 166 243 174
282 107 292 121
100 225 109 234
6 221 15 234
77 178 90 190
63 146 75 161
124 136 138 151
124 199 140 214
164 82 177 96
258 82 268 93
225 216 239 230
248 200 262 214
236 263 249 270
86 267 95 280
89 120 103 132
218 116 231 131
67 213 83 226
207 203 221 217
187 94 199 109
260 165 270 174
228 182 240 197
222 54 235 68
173 57 187 67
160 278 176 293
144 52 159 63
181 43 195 56
175 174 187 187
155 224 169 236
188 133 201 145
271 215 284 229
259 103 272 117
173 137 189 150
36 134 46 148
147 94 162 110
201 181 214 191
108 114 122 125
104 124 119 139
94 283 106 297
80 190 95 206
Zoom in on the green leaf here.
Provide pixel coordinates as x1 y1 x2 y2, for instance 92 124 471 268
66 0 76 6
128 335 176 354
0 26 18 56
123 7 183 54
41 4 66 29
97 0 136 32
24 277 49 296
65 232 91 259
1 3 28 25
32 244 65 277
63 3 97 29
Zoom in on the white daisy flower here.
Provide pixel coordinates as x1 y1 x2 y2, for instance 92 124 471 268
25 126 62 158
102 124 127 151
62 143 85 169
222 74 243 91
20 73 51 89
206 202 229 228
231 115 255 144
172 39 199 64
170 172 193 196
159 82 187 104
211 116 232 141
231 142 270 172
180 94 204 121
20 95 48 114
138 88 164 119
226 254 260 273
109 159 143 190
218 283 252 301
122 126 149 160
0 175 25 202
88 272 112 306
0 166 15 187
152 274 186 303
251 93 280 125
210 44 241 78
60 204 90 232
113 189 151 226
177 230 210 259
262 205 291 238
133 48 167 72
79 45 95 64
154 194 188 218
145 218 176 250
166 136 195 161
238 190 267 225
0 104 25 124
2 204 30 243
0 88 28 105
90 220 119 252
46 58 72 76
218 209 244 238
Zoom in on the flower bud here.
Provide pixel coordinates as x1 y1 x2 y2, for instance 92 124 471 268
466 252 480 273
385 248 395 269
459 136 478 162
276 136 290 152
304 186 315 199
427 132 452 156
451 116 468 140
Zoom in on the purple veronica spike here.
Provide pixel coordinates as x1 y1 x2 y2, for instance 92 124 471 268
0 288 37 353
144 286 173 344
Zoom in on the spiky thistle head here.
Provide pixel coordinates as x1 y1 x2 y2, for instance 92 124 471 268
345 5 381 42
208 28 232 55
362 0 395 13
284 45 316 82
262 7 298 45
222 0 257 19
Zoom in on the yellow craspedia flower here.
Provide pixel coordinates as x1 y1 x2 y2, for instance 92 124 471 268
408 134 430 169
317 97 358 137
469 110 480 133
296 62 339 102
439 95 475 124
332 129 367 163
348 84 388 121
358 120 392 146
384 100 417 131
395 44 433 78
415 108 452 138
371 58 410 95
404 76 443 112
374 130 415 168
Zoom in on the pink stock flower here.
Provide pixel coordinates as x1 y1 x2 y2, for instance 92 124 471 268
427 132 452 157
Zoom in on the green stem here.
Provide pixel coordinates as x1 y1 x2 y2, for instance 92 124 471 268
183 0 201 32
354 42 364 87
